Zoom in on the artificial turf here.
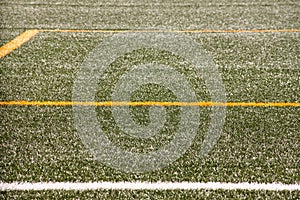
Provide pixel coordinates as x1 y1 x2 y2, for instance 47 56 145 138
1 0 299 199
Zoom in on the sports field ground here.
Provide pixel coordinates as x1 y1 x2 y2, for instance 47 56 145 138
0 0 299 199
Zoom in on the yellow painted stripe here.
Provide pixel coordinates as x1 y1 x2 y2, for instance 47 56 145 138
0 30 40 59
40 29 300 33
1 29 298 58
0 101 299 107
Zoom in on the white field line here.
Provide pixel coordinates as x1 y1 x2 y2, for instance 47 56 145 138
0 181 299 191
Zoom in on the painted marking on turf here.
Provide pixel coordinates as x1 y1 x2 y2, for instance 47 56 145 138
41 29 300 33
0 29 298 58
0 101 299 107
0 181 299 191
0 30 40 59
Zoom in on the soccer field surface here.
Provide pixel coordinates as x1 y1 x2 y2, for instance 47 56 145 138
1 0 300 199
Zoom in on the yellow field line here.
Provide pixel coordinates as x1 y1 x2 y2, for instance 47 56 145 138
0 101 299 107
40 29 300 33
1 29 299 58
0 30 40 59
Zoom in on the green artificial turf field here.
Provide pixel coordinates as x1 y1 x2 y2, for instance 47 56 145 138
0 0 299 199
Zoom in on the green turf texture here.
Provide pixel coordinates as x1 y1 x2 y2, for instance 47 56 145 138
1 33 299 182
1 0 300 199
1 190 300 200
1 0 299 30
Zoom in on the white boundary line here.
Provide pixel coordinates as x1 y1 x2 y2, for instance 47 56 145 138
1 182 299 191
